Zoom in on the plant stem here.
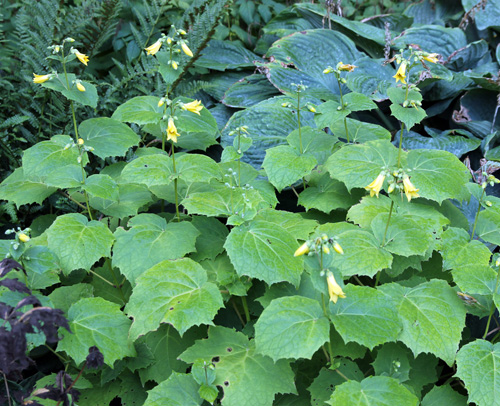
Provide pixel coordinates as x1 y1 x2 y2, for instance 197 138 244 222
89 269 114 286
55 362 86 406
241 296 250 324
336 74 349 143
382 200 394 246
237 130 241 187
231 297 245 326
483 265 500 339
297 91 303 154
2 372 11 406
397 123 405 168
470 188 485 242
321 293 334 365
171 143 181 222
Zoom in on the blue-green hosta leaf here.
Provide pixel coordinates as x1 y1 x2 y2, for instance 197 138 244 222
401 132 481 158
330 118 391 143
57 297 135 366
180 327 297 406
394 25 467 59
406 149 470 204
224 220 303 286
111 96 162 125
327 376 419 406
477 207 500 246
371 212 433 257
112 214 199 285
126 258 223 339
222 74 280 108
143 372 203 406
326 139 398 191
456 340 500 406
262 145 317 192
379 280 466 365
0 168 57 207
221 97 316 169
42 73 98 108
345 57 396 101
22 135 80 185
255 295 329 361
79 118 140 159
329 285 401 349
46 213 115 275
264 29 363 98
196 39 262 71
299 170 361 214
462 0 500 30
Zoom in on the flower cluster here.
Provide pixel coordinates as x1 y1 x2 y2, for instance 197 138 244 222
365 170 420 202
144 27 193 70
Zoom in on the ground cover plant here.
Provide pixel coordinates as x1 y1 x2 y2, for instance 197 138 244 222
1 0 500 405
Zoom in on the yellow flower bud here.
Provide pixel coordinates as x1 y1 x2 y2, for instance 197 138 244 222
171 60 178 70
308 105 316 113
178 29 187 35
333 242 344 255
158 98 165 107
496 258 500 267
19 233 30 243
294 242 309 257
77 138 84 145
167 37 172 45
323 67 334 74
145 39 162 55
322 245 330 255
181 42 193 57
33 73 51 84
76 82 86 92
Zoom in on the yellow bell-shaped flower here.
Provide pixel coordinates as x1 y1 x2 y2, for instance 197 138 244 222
327 272 346 304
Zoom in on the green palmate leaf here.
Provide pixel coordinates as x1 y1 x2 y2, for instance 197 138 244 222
286 127 337 165
112 214 199 285
23 245 60 289
314 100 350 129
262 145 317 192
441 227 491 271
180 327 297 406
121 153 219 189
190 216 229 262
126 258 223 339
327 376 419 406
329 285 401 349
343 92 377 111
326 139 398 191
372 343 411 383
46 213 115 275
330 118 391 143
201 253 250 297
22 135 80 184
254 295 330 361
0 168 57 207
406 149 470 204
371 213 433 257
224 220 303 286
308 362 364 406
253 209 317 241
347 195 391 228
143 372 203 406
298 170 361 214
390 104 427 131
48 283 93 314
42 73 98 108
456 340 500 406
333 230 393 278
379 280 466 365
134 325 205 385
111 96 162 125
83 174 119 202
421 384 468 406
477 207 500 246
57 297 135 366
79 118 140 159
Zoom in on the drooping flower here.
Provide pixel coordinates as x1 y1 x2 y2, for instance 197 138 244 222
402 175 420 202
76 82 86 92
326 272 346 303
333 242 344 255
182 100 203 115
167 118 180 143
338 62 357 72
393 60 407 84
365 173 386 198
145 39 162 56
181 42 193 57
73 49 89 65
33 73 50 84
294 242 309 257
422 53 439 63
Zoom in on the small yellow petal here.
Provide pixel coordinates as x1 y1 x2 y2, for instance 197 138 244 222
182 100 203 115
74 50 89 66
167 117 180 143
365 174 386 198
33 73 50 84
18 233 30 243
327 272 346 303
294 242 309 257
393 61 407 84
145 40 162 56
402 175 419 202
